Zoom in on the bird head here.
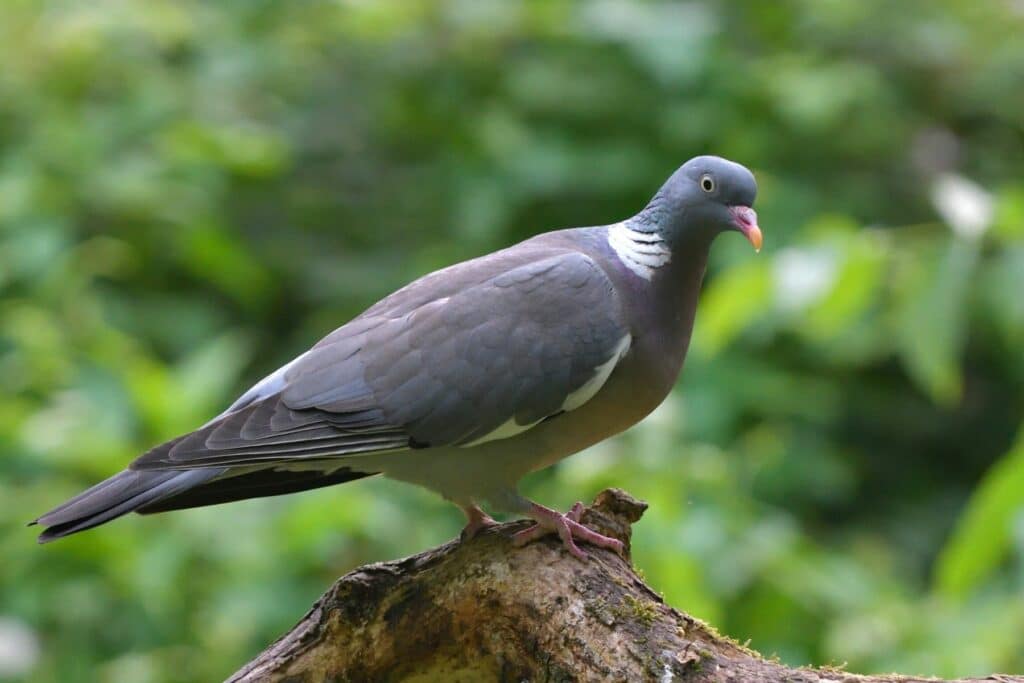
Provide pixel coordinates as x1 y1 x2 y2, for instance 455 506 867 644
638 156 761 252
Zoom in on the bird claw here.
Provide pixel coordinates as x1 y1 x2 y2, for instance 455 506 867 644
511 501 624 560
566 501 585 522
459 504 499 541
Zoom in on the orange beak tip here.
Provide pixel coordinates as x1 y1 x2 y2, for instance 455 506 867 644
748 225 763 253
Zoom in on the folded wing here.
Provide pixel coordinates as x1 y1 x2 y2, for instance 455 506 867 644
131 251 630 470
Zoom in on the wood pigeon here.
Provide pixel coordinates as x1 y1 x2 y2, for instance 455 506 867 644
33 156 761 558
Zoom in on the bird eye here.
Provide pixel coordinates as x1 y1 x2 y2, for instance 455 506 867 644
700 175 715 193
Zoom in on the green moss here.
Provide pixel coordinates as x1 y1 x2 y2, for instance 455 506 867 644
585 596 617 627
684 615 762 659
624 595 658 627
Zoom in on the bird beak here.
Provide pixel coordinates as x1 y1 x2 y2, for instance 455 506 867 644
729 206 762 252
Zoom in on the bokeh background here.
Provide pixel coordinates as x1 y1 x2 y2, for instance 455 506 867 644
2 1 1023 681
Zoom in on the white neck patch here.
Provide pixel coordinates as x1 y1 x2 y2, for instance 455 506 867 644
607 222 671 280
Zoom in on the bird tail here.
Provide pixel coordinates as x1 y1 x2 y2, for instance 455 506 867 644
32 465 377 543
31 468 224 543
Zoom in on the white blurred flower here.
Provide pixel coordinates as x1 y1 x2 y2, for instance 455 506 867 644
931 173 994 240
773 247 838 311
0 617 40 678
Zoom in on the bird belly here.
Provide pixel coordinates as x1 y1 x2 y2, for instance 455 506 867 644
362 356 672 506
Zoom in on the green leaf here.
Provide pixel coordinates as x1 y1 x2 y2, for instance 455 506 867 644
991 185 1024 244
803 234 885 341
173 332 253 425
893 238 977 405
182 222 275 309
692 260 772 357
935 428 1024 598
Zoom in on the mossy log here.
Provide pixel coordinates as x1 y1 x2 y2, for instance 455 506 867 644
228 489 1022 683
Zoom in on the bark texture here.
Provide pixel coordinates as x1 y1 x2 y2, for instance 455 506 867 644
229 489 1022 683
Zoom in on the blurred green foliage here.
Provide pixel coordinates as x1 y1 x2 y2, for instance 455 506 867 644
1 1 1023 681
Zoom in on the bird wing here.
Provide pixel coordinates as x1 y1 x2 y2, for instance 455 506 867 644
131 250 630 470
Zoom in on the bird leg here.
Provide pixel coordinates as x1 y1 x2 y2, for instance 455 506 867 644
511 501 624 560
459 503 498 540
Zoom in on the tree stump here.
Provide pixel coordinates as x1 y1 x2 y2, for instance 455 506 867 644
229 489 1022 683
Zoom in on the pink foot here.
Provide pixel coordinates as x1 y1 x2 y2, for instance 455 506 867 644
460 504 498 540
511 501 624 560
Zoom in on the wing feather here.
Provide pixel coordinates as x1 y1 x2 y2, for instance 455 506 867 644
131 248 630 471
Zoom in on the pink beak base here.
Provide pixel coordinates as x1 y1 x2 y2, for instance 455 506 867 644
729 205 762 252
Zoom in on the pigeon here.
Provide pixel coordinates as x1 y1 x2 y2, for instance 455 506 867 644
33 155 761 558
